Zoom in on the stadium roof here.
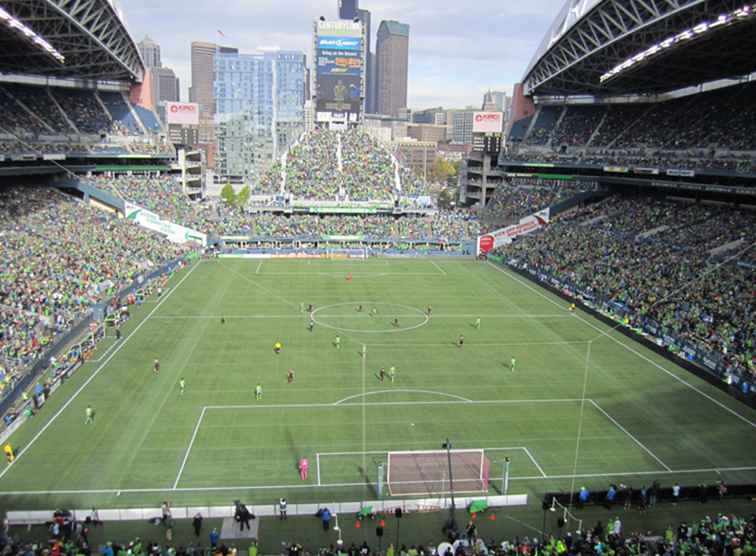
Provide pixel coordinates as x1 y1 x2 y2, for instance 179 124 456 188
523 0 756 96
0 0 143 82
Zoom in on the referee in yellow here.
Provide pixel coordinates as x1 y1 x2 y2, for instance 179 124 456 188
3 443 14 463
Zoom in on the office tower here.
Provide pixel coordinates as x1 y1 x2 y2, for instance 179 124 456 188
375 20 409 117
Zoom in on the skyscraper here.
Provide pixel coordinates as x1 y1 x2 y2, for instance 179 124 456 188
338 0 358 19
376 20 409 117
214 49 305 179
155 67 180 103
191 41 218 154
138 36 161 69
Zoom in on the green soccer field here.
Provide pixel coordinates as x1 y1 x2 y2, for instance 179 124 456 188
2 258 755 511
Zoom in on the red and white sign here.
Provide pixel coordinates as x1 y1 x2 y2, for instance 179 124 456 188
473 111 503 134
477 209 550 255
165 102 200 126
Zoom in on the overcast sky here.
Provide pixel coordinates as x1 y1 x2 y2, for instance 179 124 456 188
122 0 558 109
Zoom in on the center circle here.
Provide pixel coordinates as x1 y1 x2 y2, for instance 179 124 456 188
311 302 429 334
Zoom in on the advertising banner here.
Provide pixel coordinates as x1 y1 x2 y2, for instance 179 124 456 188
473 112 504 133
317 52 362 76
476 209 550 255
125 202 207 246
165 102 200 126
317 36 362 52
316 74 362 113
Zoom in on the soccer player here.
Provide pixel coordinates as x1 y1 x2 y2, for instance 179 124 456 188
298 457 309 481
334 336 341 349
308 319 315 332
458 334 464 348
307 304 314 313
3 443 14 463
346 272 353 282
287 369 295 384
153 359 160 375
179 378 186 396
356 304 363 312
255 383 263 401
370 307 378 317
85 405 94 424
220 317 225 325
510 357 516 372
427 305 433 318
274 341 283 354
474 318 481 329
392 316 400 328
569 303 576 312
378 368 386 383
389 366 396 383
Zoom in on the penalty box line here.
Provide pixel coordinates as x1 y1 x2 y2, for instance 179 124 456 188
172 396 663 489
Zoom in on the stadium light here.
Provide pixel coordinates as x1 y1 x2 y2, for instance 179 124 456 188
599 3 755 84
0 6 65 64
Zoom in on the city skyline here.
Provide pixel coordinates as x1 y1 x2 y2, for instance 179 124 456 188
123 0 556 110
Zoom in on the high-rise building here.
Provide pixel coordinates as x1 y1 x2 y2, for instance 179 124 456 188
376 20 409 117
450 109 475 145
214 49 305 179
138 36 161 69
338 1 374 114
191 41 218 160
482 90 507 112
154 67 180 103
338 0 358 19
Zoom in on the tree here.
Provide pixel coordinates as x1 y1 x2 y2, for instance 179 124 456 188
236 185 251 208
430 158 459 184
220 183 236 205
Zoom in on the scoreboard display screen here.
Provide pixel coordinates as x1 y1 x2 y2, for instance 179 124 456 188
168 124 199 146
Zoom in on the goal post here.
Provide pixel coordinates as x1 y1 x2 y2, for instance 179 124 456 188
386 449 491 496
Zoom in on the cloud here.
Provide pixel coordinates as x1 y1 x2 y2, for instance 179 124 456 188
122 0 557 109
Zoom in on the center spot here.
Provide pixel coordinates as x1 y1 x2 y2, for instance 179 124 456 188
311 302 429 334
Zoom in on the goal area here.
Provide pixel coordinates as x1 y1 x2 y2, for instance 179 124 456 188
386 449 491 496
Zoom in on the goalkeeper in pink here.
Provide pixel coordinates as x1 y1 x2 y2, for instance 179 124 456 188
298 457 309 481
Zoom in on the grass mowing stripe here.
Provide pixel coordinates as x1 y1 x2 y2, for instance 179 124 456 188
0 261 200 481
487 262 756 430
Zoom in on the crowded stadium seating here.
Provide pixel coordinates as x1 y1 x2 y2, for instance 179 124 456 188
0 186 190 396
481 177 599 232
340 129 396 201
512 82 756 173
495 195 755 380
1 509 752 556
285 128 342 200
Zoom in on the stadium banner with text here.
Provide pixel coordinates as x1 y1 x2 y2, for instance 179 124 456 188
125 202 207 246
473 112 504 133
164 102 200 126
317 51 363 76
476 209 550 256
317 36 362 52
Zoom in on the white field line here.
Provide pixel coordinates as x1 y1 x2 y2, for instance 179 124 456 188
316 453 321 486
487 262 756 430
361 344 367 484
366 340 590 348
255 261 263 274
3 465 756 496
523 447 548 478
334 389 473 405
173 407 207 489
203 398 585 410
88 341 120 363
151 314 571 320
431 260 447 276
589 399 672 472
251 272 444 277
0 261 200 482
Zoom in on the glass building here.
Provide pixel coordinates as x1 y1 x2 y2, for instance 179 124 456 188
214 49 305 182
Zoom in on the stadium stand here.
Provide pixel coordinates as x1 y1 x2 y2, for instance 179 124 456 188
51 88 111 135
481 177 599 232
0 186 189 397
99 92 143 136
285 129 341 200
1 510 753 556
495 196 755 381
340 129 396 201
1 84 72 134
524 106 561 146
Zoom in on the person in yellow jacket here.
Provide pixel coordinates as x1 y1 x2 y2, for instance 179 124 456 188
3 443 14 463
